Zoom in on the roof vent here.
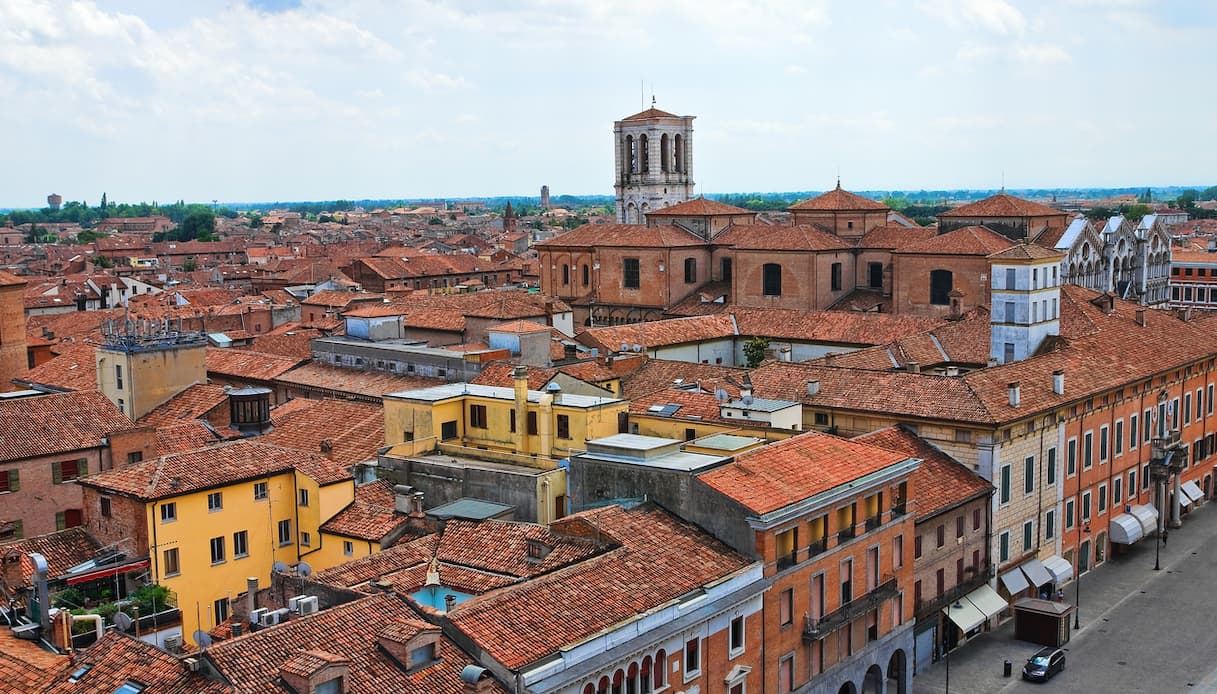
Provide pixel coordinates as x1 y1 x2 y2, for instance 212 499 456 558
1052 370 1065 395
1008 381 1021 408
806 380 820 396
906 361 920 374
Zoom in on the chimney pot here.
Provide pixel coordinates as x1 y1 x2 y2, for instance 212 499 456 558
1008 381 1022 407
1052 369 1065 395
1135 309 1146 327
806 380 820 396
246 577 258 616
907 361 920 374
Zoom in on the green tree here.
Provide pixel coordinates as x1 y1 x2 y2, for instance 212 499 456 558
178 210 216 241
743 336 770 368
1137 188 1152 204
1178 190 1198 209
99 192 108 212
91 255 114 268
182 257 198 272
1122 203 1152 222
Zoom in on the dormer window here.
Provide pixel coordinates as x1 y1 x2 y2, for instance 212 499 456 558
526 539 552 562
408 642 437 669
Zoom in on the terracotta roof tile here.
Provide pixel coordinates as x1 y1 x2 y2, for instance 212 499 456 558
313 534 439 588
788 185 889 211
0 629 67 693
274 363 444 400
138 383 228 427
621 107 680 120
2 527 101 585
714 223 852 251
644 197 753 216
0 270 28 287
939 193 1065 218
13 342 99 392
43 631 224 693
987 242 1065 261
0 391 132 461
619 359 746 399
319 480 414 541
854 426 991 519
895 225 1015 256
487 319 550 334
154 421 226 455
580 314 736 350
79 440 351 501
244 328 325 360
859 224 937 250
698 432 911 515
537 223 705 249
206 348 306 381
261 398 384 468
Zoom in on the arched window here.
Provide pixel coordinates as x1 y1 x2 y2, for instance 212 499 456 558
654 650 667 688
763 263 782 297
584 684 596 694
582 264 590 287
562 264 569 285
626 135 636 174
612 669 624 694
640 656 653 694
929 269 953 305
626 663 639 694
598 676 610 694
660 133 670 172
674 134 683 172
639 134 649 173
684 257 697 284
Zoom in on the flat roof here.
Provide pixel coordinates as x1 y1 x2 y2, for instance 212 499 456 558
588 433 680 451
724 397 799 412
576 448 728 473
427 497 516 521
692 434 764 452
386 382 623 409
311 336 490 359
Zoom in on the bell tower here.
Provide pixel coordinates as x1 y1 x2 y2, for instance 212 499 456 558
613 102 695 224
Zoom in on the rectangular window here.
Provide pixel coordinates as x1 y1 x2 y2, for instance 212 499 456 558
1024 456 1035 495
254 482 268 500
1144 408 1153 441
623 258 640 289
893 535 903 569
1083 431 1094 469
233 530 248 558
1000 464 1011 504
1114 477 1123 505
527 411 538 435
1115 420 1124 456
779 588 793 625
830 262 842 291
686 633 705 672
779 654 794 694
730 615 745 654
1045 510 1056 540
0 469 14 494
1130 413 1139 449
53 459 84 484
1082 491 1092 519
1047 447 1057 485
556 414 571 440
1198 388 1204 421
1098 484 1107 513
509 409 517 433
469 404 489 429
1185 392 1193 423
973 507 981 531
344 541 354 557
956 515 965 539
1066 499 1075 529
163 548 180 577
208 492 223 512
1142 463 1150 490
1209 384 1214 416
841 558 853 604
999 531 1010 563
1099 425 1109 462
1067 438 1077 476
115 364 123 390
1129 469 1137 498
936 524 945 548
100 496 111 517
278 519 292 546
127 451 142 464
300 531 311 547
209 536 225 564
213 598 229 626
1023 520 1033 551
914 534 922 559
160 503 176 523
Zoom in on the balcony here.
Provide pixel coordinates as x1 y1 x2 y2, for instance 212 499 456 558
890 501 907 518
776 550 799 571
804 576 898 640
865 515 882 531
807 538 828 559
837 526 857 544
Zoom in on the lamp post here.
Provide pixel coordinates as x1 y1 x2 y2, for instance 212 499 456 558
1074 522 1090 630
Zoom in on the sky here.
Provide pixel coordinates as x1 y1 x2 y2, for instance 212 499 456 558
1 0 1214 207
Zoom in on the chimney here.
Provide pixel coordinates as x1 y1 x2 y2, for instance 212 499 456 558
512 366 529 455
946 366 960 377
444 594 457 612
461 666 497 694
1135 309 1146 327
231 622 243 637
1052 370 1065 395
394 485 417 514
907 361 920 374
246 577 258 616
319 439 333 457
740 375 753 399
806 380 820 396
409 491 425 518
987 356 998 368
1008 382 1021 408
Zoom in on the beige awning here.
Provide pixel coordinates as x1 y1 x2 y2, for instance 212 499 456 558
1019 558 1054 588
1129 504 1159 536
1110 513 1143 544
965 584 1009 620
1000 568 1030 595
1182 480 1205 503
942 598 986 633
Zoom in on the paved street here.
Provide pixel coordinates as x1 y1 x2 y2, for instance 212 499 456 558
914 503 1217 694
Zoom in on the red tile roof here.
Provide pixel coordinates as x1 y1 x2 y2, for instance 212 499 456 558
274 362 444 400
987 242 1065 261
644 197 753 216
896 225 1015 256
853 426 991 520
537 223 705 249
487 319 550 334
79 440 351 501
860 224 937 250
14 342 100 392
788 184 889 211
2 527 101 585
320 480 415 541
0 270 28 287
0 391 132 462
0 629 67 693
619 359 745 399
939 193 1065 218
260 398 384 468
138 383 228 427
206 348 306 381
714 223 852 251
43 632 224 693
580 314 736 350
699 432 911 515
154 421 226 455
621 107 680 120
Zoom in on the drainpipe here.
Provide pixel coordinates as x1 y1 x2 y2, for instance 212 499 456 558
513 367 529 455
539 394 554 458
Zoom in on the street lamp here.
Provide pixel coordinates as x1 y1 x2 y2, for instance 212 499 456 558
1074 522 1090 630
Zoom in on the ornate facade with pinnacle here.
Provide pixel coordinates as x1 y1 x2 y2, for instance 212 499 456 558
613 101 695 223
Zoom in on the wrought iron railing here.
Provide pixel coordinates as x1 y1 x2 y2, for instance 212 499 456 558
803 576 898 640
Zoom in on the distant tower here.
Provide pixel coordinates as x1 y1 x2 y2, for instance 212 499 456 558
503 201 518 234
614 102 695 224
0 272 28 392
46 193 62 211
95 321 208 419
988 244 1065 365
540 185 550 210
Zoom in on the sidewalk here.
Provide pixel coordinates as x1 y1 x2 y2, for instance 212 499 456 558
912 502 1216 694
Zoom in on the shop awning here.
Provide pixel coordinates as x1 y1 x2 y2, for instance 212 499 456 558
1019 558 1054 588
999 568 1030 596
1182 480 1205 503
942 597 986 633
1176 487 1197 506
1042 555 1073 584
966 583 1009 620
1110 513 1144 544
1129 504 1159 536
65 559 150 586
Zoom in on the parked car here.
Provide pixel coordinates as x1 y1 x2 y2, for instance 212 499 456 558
1022 646 1066 682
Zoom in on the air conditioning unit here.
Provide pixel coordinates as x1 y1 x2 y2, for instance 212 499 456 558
163 635 183 653
287 596 304 613
184 657 201 672
298 596 319 616
249 608 269 626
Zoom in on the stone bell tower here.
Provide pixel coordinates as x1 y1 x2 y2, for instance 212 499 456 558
613 101 695 224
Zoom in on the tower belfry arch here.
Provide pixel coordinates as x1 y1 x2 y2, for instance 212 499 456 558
613 104 695 223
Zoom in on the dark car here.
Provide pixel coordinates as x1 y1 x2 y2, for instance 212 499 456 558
1022 646 1066 682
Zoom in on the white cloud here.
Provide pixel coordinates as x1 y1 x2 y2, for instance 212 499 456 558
1012 43 1072 65
402 68 470 90
918 0 1025 35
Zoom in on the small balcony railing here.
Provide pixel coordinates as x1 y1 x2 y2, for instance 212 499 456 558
804 576 899 640
891 502 907 518
865 515 882 531
837 526 857 544
807 538 828 559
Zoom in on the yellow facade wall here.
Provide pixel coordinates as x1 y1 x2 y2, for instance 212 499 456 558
96 343 207 420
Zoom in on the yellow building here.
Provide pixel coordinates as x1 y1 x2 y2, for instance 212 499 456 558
79 440 355 645
381 366 627 523
94 330 208 420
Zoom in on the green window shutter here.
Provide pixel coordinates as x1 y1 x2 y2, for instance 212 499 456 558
51 461 62 485
7 469 17 492
55 511 65 531
78 458 88 477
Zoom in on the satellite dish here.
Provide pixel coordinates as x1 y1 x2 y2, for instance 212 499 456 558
715 389 729 403
620 343 630 353
632 344 643 352
297 561 312 578
271 560 289 574
192 630 213 648
113 612 133 631
742 395 754 406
